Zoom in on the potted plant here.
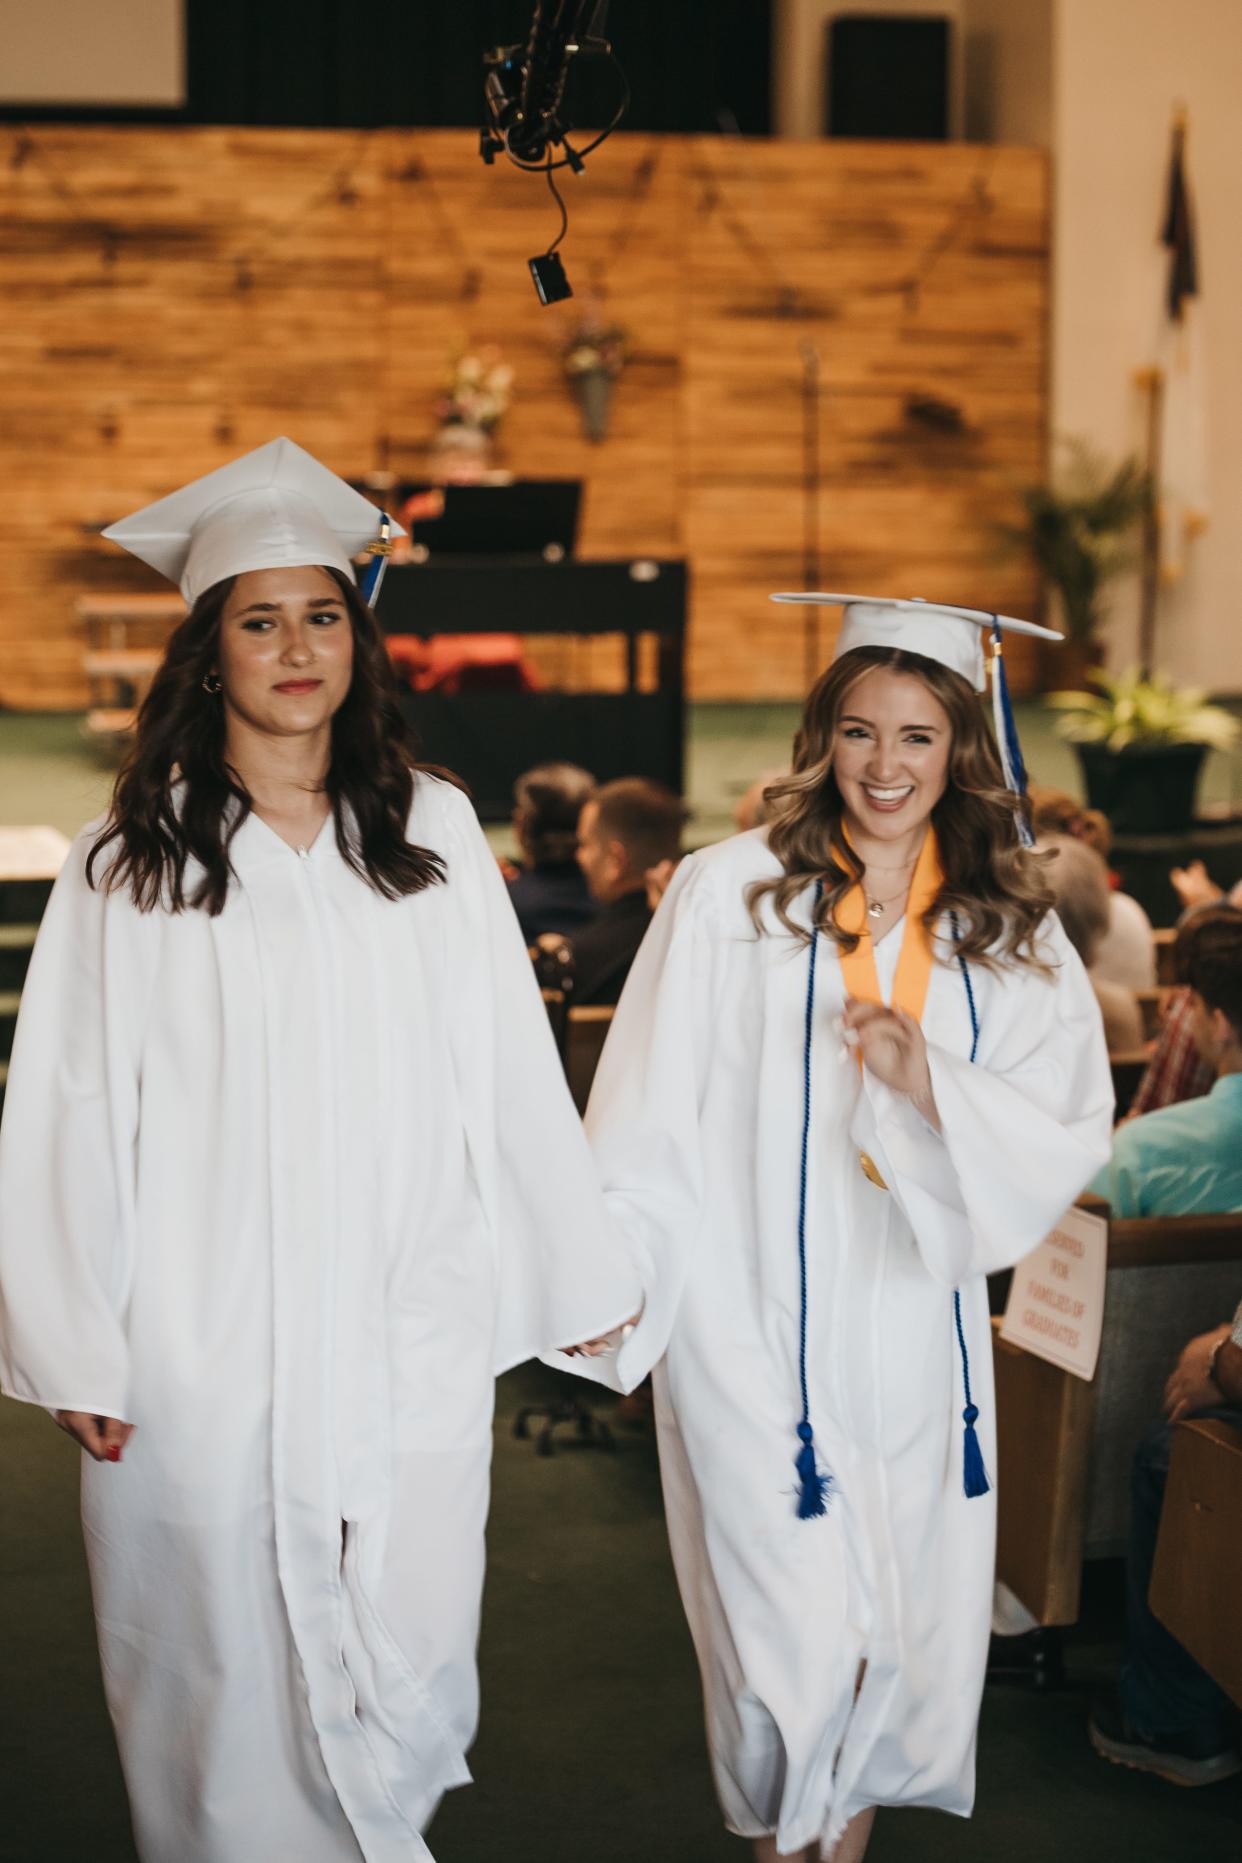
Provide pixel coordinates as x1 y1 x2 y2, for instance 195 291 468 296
999 441 1152 686
1046 668 1239 834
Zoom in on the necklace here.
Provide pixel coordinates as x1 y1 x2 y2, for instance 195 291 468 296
865 886 911 919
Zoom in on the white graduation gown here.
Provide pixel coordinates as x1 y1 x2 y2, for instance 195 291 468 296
0 775 639 1863
551 828 1113 1854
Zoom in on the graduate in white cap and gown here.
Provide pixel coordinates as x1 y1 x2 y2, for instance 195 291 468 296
552 596 1114 1860
0 438 640 1863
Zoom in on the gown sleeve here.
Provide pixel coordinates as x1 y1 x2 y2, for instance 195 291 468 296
0 838 154 1419
861 914 1114 1285
543 854 716 1394
436 784 642 1373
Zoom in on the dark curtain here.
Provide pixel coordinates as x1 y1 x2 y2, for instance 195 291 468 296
183 0 771 135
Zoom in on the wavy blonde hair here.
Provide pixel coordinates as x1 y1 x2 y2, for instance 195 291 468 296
747 646 1055 972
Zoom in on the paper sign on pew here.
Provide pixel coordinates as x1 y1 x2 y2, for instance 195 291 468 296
1000 1205 1108 1381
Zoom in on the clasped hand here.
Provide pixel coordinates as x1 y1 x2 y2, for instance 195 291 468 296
841 997 938 1124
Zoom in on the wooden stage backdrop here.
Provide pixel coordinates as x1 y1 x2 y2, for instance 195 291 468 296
0 127 1049 708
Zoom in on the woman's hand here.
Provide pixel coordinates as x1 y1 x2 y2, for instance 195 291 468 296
54 1411 134 1463
562 1312 643 1358
842 998 940 1128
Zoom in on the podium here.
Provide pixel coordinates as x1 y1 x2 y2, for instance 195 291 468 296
375 558 687 820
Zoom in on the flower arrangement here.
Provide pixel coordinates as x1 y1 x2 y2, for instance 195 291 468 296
561 313 628 381
435 348 513 435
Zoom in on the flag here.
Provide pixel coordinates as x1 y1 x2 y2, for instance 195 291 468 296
1154 114 1209 583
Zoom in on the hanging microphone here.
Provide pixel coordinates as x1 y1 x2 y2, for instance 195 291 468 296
510 0 594 164
480 2 625 302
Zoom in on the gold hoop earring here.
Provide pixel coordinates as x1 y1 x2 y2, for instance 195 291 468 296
202 673 222 695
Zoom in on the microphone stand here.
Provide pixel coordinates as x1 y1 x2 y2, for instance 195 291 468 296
800 341 823 691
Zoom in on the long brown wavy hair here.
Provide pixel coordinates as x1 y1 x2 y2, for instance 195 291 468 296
87 568 448 914
748 646 1054 971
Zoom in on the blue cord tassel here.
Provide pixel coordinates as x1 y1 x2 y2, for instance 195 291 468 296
796 1421 831 1519
793 882 834 1520
954 1290 991 1499
951 919 990 1500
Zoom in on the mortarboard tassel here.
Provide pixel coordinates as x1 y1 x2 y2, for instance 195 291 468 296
360 511 393 608
794 883 833 1520
989 617 1034 848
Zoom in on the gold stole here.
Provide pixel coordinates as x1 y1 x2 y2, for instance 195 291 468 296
834 824 944 1022
832 826 945 1188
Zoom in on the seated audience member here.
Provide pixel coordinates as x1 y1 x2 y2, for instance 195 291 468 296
1029 785 1155 989
1091 910 1242 1214
1126 904 1239 1118
1040 834 1144 1052
571 778 687 1006
506 762 598 941
1089 1302 1242 1785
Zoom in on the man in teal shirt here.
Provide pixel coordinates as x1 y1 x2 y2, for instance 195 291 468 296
1091 909 1242 1216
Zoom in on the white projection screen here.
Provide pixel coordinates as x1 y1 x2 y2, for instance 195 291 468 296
2 0 185 107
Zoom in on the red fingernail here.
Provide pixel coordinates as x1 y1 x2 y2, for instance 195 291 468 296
105 1445 122 1463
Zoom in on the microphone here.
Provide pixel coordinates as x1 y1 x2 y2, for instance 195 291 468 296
509 0 594 164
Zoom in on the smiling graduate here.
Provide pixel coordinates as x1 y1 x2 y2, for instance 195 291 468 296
0 439 639 1863
551 594 1114 1862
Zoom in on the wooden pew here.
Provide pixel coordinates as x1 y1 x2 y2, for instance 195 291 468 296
993 1211 1242 1627
1149 1417 1242 1707
565 1004 615 1116
1152 927 1178 988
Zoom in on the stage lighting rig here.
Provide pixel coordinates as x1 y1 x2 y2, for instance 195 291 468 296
481 1 628 303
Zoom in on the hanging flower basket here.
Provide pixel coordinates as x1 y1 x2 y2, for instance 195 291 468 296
574 368 613 443
562 314 627 445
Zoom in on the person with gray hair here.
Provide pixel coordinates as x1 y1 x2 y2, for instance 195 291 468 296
1039 833 1144 1053
506 761 599 941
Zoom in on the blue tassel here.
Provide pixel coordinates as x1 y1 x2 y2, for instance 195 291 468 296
989 617 1034 848
953 1286 990 1499
360 511 393 608
795 1421 831 1519
961 1403 990 1500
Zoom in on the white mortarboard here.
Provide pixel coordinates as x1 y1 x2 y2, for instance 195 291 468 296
768 592 1061 693
770 591 1063 839
102 437 404 607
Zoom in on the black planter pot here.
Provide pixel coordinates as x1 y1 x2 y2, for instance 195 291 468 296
1073 741 1208 834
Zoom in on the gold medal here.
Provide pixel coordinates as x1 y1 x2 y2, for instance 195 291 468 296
859 1150 889 1191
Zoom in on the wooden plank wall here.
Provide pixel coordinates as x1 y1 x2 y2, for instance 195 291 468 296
0 126 1048 708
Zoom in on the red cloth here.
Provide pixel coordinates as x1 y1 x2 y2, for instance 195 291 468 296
1128 986 1214 1117
385 634 540 695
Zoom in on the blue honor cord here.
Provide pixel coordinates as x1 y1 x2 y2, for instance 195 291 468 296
791 897 989 1519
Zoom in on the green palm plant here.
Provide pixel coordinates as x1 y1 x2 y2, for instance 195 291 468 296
1046 668 1240 752
998 440 1152 646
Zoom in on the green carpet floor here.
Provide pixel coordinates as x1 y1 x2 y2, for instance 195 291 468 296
2 1364 1239 1863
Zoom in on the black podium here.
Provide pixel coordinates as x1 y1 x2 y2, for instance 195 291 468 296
375 558 687 820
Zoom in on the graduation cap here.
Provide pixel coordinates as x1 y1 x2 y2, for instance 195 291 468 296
103 437 404 609
770 592 1064 844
